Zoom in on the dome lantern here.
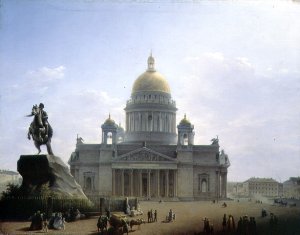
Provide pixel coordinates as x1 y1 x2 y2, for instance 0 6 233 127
147 52 155 71
131 54 171 95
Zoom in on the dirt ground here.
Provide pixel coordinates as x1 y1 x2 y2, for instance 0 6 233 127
1 200 300 235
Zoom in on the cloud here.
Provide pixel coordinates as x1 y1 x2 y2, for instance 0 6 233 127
26 66 65 83
173 52 300 181
228 113 266 128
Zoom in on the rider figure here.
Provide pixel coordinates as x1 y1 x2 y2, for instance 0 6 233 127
39 103 49 140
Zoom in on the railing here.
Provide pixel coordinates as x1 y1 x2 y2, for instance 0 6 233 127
0 196 92 220
0 195 138 220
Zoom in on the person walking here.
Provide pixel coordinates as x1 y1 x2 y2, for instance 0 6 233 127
154 210 157 222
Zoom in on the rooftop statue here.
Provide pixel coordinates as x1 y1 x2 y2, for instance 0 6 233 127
27 103 53 155
211 136 219 146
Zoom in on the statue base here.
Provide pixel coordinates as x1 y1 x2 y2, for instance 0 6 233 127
17 154 87 199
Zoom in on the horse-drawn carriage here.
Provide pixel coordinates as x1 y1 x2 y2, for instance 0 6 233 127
97 215 109 233
130 206 143 217
108 213 130 235
129 218 146 231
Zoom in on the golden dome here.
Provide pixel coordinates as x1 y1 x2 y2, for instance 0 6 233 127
104 114 116 126
179 114 191 126
132 71 171 94
131 54 171 94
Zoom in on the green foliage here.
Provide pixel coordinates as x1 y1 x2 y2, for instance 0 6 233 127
0 182 59 199
1 183 22 199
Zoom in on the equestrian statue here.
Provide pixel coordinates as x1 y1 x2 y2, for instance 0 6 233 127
27 103 54 155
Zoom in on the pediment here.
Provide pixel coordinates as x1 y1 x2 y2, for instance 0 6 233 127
114 147 177 162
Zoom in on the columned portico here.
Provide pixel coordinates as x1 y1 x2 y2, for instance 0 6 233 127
111 168 177 198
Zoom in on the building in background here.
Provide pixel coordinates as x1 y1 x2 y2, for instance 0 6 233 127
69 55 230 200
242 177 283 198
0 170 21 194
227 182 246 198
283 177 300 199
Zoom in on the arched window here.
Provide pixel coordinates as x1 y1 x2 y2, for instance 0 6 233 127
201 179 207 192
183 134 188 145
107 132 112 145
86 177 92 191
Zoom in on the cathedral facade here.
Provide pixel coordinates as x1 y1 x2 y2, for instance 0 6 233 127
69 55 230 200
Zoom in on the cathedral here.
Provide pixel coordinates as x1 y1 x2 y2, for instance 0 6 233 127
69 54 230 201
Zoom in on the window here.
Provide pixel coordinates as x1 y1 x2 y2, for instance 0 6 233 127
107 132 112 145
83 171 96 192
201 179 207 192
183 134 188 145
198 174 209 193
85 177 92 191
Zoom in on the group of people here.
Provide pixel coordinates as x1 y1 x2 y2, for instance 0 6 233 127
203 217 214 234
29 210 46 231
28 207 85 232
147 209 157 223
220 214 258 235
48 212 66 230
166 209 175 222
29 210 66 231
63 207 85 222
269 213 278 233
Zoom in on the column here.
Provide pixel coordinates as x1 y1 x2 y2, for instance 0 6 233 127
130 169 134 196
216 171 219 201
221 173 226 198
220 173 222 198
166 170 169 197
159 112 162 132
139 112 141 131
221 173 224 198
224 173 227 198
112 169 115 196
173 170 176 197
131 113 133 131
147 170 151 198
121 169 124 196
157 170 160 197
139 170 142 197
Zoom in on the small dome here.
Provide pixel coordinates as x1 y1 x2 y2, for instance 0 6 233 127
131 54 171 94
104 114 116 126
179 114 191 126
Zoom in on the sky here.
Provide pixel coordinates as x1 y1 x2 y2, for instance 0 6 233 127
0 0 299 182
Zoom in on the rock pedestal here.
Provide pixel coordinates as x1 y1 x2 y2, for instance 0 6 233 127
17 155 87 199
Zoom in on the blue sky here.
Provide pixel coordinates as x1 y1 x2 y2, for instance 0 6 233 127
0 0 299 182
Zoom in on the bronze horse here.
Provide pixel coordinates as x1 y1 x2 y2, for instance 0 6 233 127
27 105 53 155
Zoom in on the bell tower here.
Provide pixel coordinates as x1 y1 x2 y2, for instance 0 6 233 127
101 114 117 145
177 114 194 146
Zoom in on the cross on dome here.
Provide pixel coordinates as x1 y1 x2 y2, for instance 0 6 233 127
147 52 155 71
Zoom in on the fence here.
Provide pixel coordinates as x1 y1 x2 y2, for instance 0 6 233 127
0 196 92 220
0 196 138 220
87 195 138 214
